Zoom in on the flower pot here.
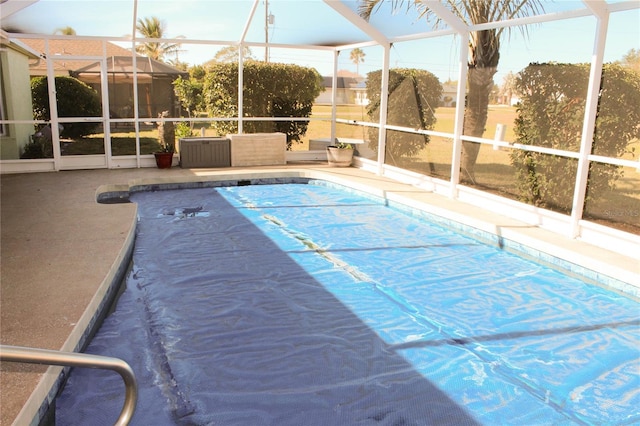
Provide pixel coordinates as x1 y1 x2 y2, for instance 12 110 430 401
154 152 174 169
326 146 354 167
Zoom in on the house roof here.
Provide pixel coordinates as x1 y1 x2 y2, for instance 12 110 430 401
322 76 363 89
0 35 40 59
71 56 188 82
19 38 132 57
17 38 185 77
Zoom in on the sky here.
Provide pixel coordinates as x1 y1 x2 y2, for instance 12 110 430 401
3 0 639 85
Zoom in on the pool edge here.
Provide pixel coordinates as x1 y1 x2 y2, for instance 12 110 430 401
95 168 638 297
12 205 137 426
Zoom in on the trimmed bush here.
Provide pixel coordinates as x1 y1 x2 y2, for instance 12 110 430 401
366 68 442 160
173 73 204 118
31 76 102 138
202 61 324 148
511 63 640 212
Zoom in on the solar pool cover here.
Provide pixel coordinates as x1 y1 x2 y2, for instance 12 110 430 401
57 182 639 425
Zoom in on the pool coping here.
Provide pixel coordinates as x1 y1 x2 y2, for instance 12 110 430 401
13 228 136 426
7 167 638 426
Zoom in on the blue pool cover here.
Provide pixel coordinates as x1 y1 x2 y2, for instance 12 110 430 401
57 182 639 425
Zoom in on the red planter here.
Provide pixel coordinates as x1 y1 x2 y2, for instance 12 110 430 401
154 152 174 169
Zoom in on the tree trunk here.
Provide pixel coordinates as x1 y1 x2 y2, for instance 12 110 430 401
461 66 497 183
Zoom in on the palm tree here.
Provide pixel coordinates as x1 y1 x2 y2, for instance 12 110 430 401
54 26 76 35
350 48 366 76
135 16 181 62
359 0 544 181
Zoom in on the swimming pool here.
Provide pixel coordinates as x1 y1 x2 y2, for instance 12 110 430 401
57 181 639 425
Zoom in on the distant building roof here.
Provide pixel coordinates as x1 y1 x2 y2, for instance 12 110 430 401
17 38 185 79
442 84 457 94
1 36 40 59
322 76 364 89
71 56 187 82
19 38 133 75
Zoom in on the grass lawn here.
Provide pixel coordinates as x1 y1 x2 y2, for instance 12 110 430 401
62 134 162 156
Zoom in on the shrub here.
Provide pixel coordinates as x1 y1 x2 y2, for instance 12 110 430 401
175 121 193 139
511 63 640 212
366 68 442 160
20 135 53 159
31 76 102 139
202 61 324 148
173 74 204 118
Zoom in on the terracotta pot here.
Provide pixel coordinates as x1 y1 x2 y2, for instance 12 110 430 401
326 146 353 167
154 152 174 169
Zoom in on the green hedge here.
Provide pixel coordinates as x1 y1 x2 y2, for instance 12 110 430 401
366 68 442 160
31 76 102 138
511 63 640 212
203 61 324 148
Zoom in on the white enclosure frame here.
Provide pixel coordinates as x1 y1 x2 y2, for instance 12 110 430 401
1 0 639 250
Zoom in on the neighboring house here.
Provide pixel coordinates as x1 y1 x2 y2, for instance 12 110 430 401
0 36 39 159
70 56 188 119
497 94 521 106
19 38 187 120
317 73 454 108
351 79 369 106
316 73 368 105
440 83 458 107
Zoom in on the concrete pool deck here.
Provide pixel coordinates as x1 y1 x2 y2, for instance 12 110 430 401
1 165 638 426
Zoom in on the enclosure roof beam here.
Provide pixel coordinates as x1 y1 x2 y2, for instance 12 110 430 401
0 0 39 20
582 0 608 19
471 8 593 32
608 1 640 13
240 0 261 44
389 28 457 44
322 0 388 45
421 0 468 34
0 33 40 58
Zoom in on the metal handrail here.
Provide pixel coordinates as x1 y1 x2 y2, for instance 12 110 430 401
0 345 137 426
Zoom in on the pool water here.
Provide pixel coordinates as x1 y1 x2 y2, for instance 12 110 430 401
57 182 639 425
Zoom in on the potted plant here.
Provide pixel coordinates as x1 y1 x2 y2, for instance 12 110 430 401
154 111 175 169
326 140 354 167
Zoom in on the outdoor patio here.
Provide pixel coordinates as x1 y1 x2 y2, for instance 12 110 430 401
1 0 639 424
